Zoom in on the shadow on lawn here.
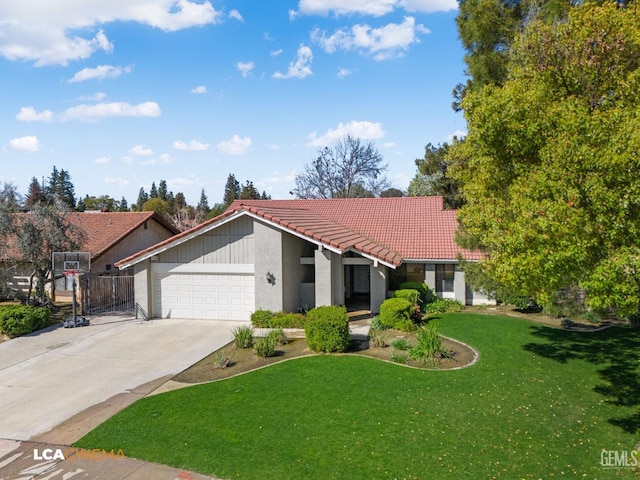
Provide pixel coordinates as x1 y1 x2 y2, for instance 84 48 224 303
523 325 640 434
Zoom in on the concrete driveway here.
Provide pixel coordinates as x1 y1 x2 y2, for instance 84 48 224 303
0 316 247 442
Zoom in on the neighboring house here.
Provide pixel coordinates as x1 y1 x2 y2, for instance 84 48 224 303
116 197 493 321
2 211 177 296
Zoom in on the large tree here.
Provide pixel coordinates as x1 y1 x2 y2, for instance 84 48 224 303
291 135 388 199
408 143 462 209
24 177 47 210
223 174 241 206
46 166 76 209
449 3 640 316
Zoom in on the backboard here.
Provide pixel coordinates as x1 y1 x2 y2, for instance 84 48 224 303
52 252 91 274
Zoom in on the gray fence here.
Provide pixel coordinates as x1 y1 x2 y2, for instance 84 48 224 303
81 275 135 315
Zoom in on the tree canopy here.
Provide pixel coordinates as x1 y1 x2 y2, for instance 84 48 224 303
291 135 389 199
449 2 640 316
408 142 463 209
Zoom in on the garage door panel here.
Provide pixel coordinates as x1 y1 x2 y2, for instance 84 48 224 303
154 272 254 320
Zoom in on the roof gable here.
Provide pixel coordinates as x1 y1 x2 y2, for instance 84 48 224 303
2 211 178 262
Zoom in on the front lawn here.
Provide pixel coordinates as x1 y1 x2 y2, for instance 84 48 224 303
75 314 639 479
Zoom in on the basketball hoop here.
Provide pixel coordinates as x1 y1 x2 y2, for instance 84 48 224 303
63 269 78 280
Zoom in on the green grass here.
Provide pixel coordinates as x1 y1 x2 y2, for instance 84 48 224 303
75 314 640 479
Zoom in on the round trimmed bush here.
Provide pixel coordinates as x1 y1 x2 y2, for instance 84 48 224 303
304 306 350 353
379 297 412 329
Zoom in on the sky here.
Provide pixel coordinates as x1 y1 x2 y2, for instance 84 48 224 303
0 0 467 207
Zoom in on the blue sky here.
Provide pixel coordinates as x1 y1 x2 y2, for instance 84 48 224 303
0 0 467 206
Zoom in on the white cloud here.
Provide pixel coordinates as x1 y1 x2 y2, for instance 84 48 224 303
121 156 134 164
69 64 132 83
271 48 283 57
447 129 467 142
229 9 243 21
258 170 296 186
337 67 353 78
141 153 172 165
129 144 153 156
273 44 313 79
263 32 274 42
0 1 222 66
191 85 207 94
383 141 396 148
236 61 255 77
216 134 252 155
312 17 429 61
104 176 130 187
293 0 455 16
94 156 111 164
5 135 39 152
78 92 107 102
307 121 385 146
16 106 53 122
173 139 209 151
61 101 161 122
168 177 197 188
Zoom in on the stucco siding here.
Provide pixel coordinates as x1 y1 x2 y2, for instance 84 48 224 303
254 220 284 312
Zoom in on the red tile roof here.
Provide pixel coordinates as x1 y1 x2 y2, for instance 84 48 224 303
115 196 480 268
2 211 177 262
230 197 480 263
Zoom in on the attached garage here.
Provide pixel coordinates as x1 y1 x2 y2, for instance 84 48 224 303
152 264 254 320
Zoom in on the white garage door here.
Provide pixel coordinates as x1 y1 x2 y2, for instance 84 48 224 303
153 272 254 320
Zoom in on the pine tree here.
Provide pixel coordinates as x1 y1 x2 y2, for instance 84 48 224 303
239 181 261 200
223 173 241 206
196 188 210 214
119 197 129 212
158 180 168 201
24 177 46 209
134 187 149 211
150 182 158 198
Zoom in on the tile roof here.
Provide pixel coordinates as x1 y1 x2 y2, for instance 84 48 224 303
230 197 481 263
116 196 480 268
2 211 177 262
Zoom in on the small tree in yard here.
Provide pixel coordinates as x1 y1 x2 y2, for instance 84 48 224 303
0 199 84 304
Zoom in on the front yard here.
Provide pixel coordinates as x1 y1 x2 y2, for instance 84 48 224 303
75 313 639 479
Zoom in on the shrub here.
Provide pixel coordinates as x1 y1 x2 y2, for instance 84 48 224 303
305 306 350 353
379 298 412 329
268 328 288 346
581 311 601 324
399 282 434 307
409 322 444 364
391 338 411 351
251 309 275 328
0 305 50 337
424 298 464 314
391 353 408 364
396 318 417 332
271 312 307 329
369 331 386 348
232 325 254 349
393 289 419 306
212 352 231 369
370 315 388 331
253 335 277 358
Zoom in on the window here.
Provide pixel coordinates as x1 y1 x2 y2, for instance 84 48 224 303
389 263 425 290
435 264 455 293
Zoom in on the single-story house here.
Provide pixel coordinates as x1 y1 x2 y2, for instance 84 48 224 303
2 211 177 296
116 197 492 321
